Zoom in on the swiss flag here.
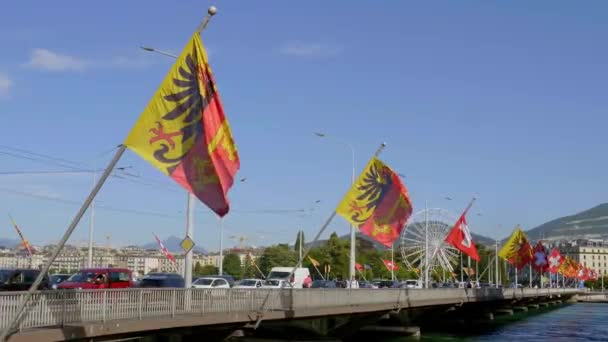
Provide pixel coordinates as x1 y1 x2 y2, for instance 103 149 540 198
154 234 176 263
383 259 399 271
532 242 548 272
445 211 480 262
547 248 562 274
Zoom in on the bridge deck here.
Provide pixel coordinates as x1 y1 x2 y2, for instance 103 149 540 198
1 288 580 342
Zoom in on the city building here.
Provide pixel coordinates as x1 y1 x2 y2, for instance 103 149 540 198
553 239 608 276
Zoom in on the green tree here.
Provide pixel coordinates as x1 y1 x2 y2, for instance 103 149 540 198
258 244 297 275
241 256 258 279
193 262 203 275
195 265 218 276
223 253 243 279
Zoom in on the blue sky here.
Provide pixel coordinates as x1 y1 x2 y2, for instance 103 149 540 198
0 1 607 251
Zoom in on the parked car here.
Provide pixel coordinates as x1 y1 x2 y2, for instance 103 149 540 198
0 268 50 291
50 274 71 289
262 279 289 288
233 279 263 289
138 273 184 288
377 280 400 288
310 280 337 288
191 277 230 289
402 279 422 289
210 275 236 287
57 268 133 290
266 267 310 288
358 281 377 289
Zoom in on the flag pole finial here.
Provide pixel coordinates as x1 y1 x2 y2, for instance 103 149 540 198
196 5 218 33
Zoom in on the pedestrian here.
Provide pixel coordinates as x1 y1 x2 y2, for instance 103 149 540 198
303 274 312 288
349 276 359 289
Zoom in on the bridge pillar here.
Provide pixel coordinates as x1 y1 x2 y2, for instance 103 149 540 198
528 304 540 310
539 302 549 308
494 308 514 316
513 306 528 312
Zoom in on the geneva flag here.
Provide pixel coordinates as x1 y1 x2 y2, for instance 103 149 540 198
336 157 413 247
445 208 479 261
498 226 533 270
125 33 239 217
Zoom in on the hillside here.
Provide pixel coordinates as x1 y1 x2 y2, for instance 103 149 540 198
526 203 608 241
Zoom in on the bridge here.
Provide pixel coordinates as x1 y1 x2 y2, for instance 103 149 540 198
0 288 581 341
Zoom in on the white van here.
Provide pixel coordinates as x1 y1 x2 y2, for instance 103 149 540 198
266 267 310 288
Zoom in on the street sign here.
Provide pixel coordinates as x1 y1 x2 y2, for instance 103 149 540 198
180 235 195 254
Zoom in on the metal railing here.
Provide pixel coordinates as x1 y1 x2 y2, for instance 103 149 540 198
0 288 580 333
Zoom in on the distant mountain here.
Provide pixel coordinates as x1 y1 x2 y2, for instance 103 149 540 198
525 203 608 241
140 235 207 254
0 238 19 249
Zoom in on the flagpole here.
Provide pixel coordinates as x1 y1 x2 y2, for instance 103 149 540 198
0 145 127 341
460 252 463 283
176 6 219 289
529 263 532 288
87 171 96 268
424 200 429 288
515 265 518 287
391 243 395 281
467 256 471 284
219 217 224 275
495 240 499 288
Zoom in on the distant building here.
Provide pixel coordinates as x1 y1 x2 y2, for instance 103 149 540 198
552 239 608 276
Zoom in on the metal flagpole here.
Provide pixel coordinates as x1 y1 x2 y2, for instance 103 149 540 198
468 256 471 284
254 143 386 329
219 217 224 275
183 5 218 289
0 145 127 341
515 265 518 287
529 263 532 288
460 252 463 283
476 259 479 283
495 240 499 287
391 243 395 281
87 171 96 268
424 200 429 288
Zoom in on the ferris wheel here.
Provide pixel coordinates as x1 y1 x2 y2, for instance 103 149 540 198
400 208 459 276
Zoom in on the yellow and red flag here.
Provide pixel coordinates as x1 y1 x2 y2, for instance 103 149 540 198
124 32 239 217
498 226 533 270
336 157 413 247
9 216 33 257
308 256 320 268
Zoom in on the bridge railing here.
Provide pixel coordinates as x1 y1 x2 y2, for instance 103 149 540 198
0 288 580 332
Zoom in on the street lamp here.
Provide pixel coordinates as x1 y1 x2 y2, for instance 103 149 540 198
140 46 178 59
314 131 357 283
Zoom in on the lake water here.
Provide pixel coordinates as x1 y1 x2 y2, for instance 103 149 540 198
414 303 608 342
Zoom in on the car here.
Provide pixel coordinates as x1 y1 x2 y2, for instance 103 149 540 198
138 273 185 288
377 280 400 288
191 277 230 289
310 280 337 288
262 279 290 288
358 281 377 289
233 279 263 289
49 274 71 290
266 267 311 288
0 268 50 291
58 268 133 290
196 275 236 287
402 279 422 289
